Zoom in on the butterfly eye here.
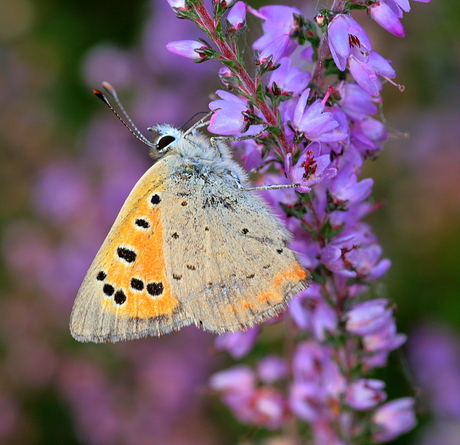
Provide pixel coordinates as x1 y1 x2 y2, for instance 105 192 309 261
157 135 176 152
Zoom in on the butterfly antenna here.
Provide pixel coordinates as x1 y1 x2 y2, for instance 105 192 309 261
183 110 214 137
180 111 208 130
93 83 154 148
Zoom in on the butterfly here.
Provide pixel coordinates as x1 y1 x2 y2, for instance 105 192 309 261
70 83 311 343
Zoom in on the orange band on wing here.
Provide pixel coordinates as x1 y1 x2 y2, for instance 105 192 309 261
100 179 179 319
256 262 308 305
273 262 307 287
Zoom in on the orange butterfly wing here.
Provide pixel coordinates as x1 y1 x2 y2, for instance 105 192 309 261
70 162 190 342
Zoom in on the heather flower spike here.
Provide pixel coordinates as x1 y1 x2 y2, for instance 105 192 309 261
165 0 430 442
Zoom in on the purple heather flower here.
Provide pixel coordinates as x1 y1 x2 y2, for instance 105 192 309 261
289 286 338 341
227 389 285 430
366 256 392 282
320 236 358 278
372 397 417 442
293 341 346 398
240 139 264 171
328 14 372 71
268 57 311 96
256 34 291 66
218 66 235 89
291 89 348 143
244 388 286 429
212 366 286 430
327 105 351 148
289 285 321 330
351 116 389 154
306 298 338 341
337 82 378 120
166 40 208 60
362 318 407 355
369 1 405 37
289 382 322 422
268 57 311 97
311 421 347 445
214 327 259 359
208 90 251 135
345 299 393 336
329 164 373 207
166 0 186 9
251 5 302 61
349 241 390 279
320 228 390 279
209 365 255 393
227 1 246 31
348 50 396 97
389 0 410 11
345 379 387 410
371 0 431 38
285 142 337 193
257 356 288 383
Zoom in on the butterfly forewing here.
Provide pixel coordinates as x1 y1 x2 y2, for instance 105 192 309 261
70 163 190 342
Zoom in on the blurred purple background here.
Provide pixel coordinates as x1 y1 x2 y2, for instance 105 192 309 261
0 0 459 444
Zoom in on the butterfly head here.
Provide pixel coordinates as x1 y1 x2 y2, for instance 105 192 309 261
148 124 185 154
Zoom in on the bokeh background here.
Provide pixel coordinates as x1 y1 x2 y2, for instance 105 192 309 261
1 0 459 444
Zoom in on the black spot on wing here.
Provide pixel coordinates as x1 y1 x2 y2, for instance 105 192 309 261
135 218 150 229
117 247 137 263
96 271 106 281
147 282 164 296
103 284 114 296
130 278 144 291
150 194 161 205
114 289 127 305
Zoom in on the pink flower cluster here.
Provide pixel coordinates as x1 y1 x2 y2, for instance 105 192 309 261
166 0 430 442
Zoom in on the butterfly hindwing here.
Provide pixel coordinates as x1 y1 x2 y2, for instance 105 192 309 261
159 166 310 333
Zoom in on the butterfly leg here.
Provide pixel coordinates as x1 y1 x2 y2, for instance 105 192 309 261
211 127 301 191
226 170 300 192
209 127 269 159
210 127 268 144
